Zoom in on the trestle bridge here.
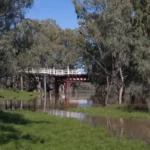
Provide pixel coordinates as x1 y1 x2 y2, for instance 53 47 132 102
21 67 89 108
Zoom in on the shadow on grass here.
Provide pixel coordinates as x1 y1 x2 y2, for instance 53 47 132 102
0 111 48 146
0 124 21 144
0 111 29 124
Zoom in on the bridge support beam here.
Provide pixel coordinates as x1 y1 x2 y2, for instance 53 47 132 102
37 77 41 92
55 79 59 94
65 81 70 108
44 75 47 112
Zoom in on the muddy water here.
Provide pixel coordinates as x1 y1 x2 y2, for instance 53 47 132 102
48 109 150 144
0 90 95 110
1 90 150 144
33 90 96 110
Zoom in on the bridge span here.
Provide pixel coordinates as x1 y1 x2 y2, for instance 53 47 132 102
24 68 86 76
22 68 89 108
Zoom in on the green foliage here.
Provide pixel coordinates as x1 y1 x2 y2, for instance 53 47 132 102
0 31 17 78
0 0 34 82
0 0 34 33
0 110 149 150
73 0 150 103
131 0 150 36
130 0 150 77
23 19 83 69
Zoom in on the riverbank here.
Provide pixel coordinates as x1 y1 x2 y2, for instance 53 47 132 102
0 110 149 150
70 106 150 120
0 89 40 101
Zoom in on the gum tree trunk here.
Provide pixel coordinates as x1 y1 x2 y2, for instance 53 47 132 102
119 67 124 105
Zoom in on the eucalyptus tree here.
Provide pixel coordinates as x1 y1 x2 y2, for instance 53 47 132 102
0 0 34 34
21 19 61 69
129 0 150 98
73 0 113 105
25 19 83 69
73 0 138 105
131 0 150 37
0 31 16 79
59 28 84 68
132 0 150 73
0 0 34 84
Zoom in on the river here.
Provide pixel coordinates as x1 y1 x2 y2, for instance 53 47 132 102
0 89 150 144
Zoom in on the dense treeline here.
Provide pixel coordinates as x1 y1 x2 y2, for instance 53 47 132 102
0 0 150 105
73 0 150 105
0 0 83 89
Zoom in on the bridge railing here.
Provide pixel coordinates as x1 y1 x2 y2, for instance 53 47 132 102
24 68 83 76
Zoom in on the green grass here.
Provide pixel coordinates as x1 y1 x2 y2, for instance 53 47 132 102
0 89 40 101
70 106 150 120
0 110 149 150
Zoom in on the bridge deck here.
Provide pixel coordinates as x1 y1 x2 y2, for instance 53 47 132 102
24 68 87 76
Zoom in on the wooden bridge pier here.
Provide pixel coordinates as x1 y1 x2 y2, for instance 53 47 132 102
65 80 70 108
44 75 47 112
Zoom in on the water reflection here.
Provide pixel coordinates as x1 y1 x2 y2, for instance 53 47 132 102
48 109 150 144
37 89 95 110
1 90 150 144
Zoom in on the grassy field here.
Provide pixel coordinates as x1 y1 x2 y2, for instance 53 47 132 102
0 110 149 150
70 106 150 120
0 89 40 101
